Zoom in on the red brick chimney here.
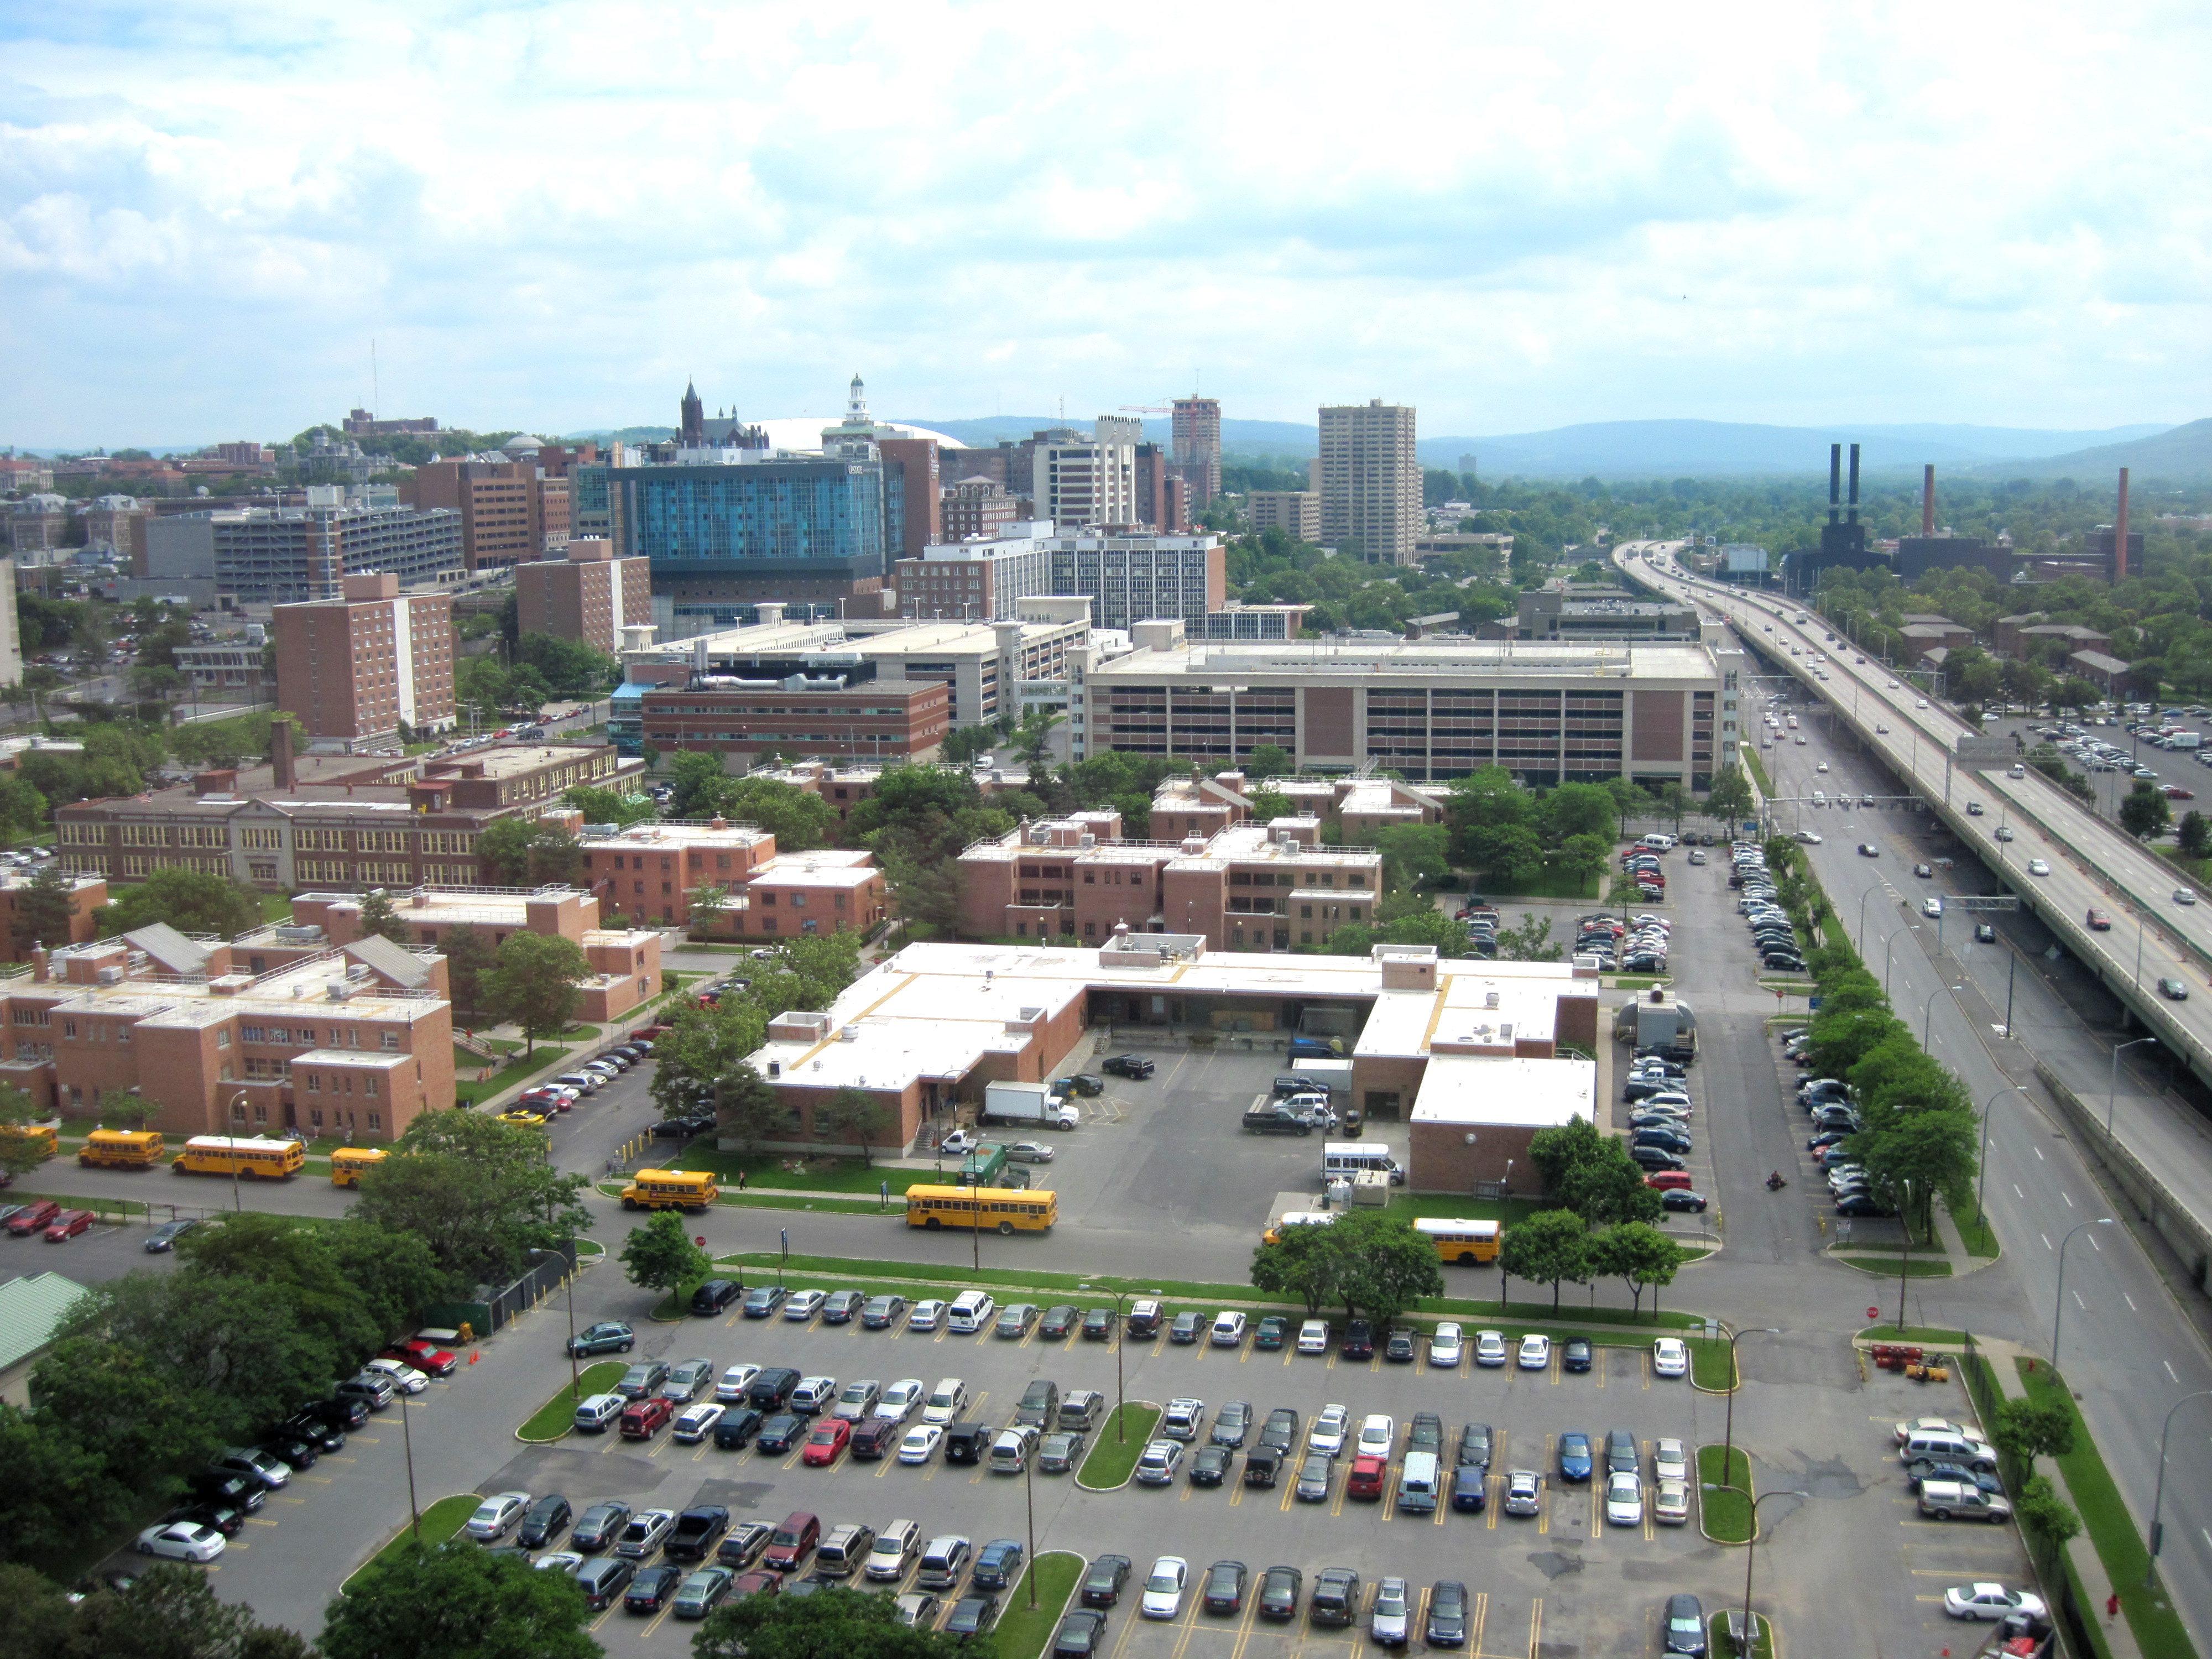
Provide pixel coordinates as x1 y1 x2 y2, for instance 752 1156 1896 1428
270 717 296 791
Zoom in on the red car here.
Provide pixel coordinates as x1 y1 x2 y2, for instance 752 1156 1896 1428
382 1339 458 1378
1645 1171 1696 1192
519 1088 575 1113
800 1416 851 1467
1346 1454 1388 1501
8 1200 60 1236
2086 909 2112 931
43 1209 93 1242
2166 786 2197 800
620 1397 675 1439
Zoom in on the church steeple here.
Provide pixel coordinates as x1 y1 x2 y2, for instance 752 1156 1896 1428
847 374 869 424
680 379 705 446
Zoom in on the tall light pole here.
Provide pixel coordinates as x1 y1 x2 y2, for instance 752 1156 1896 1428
1976 1084 2025 1228
2109 1036 2159 1136
2052 1217 2116 1370
2146 1390 2212 1587
1078 1282 1159 1444
1881 924 1920 998
1700 1485 1809 1655
1719 1326 1778 1486
1855 882 1890 948
399 1376 422 1542
227 1092 248 1212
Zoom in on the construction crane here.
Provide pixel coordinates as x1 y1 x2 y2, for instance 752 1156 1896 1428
1118 404 1173 415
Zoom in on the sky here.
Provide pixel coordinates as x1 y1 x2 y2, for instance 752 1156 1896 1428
4 0 2210 450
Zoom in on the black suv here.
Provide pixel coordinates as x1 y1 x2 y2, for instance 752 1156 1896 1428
1100 1055 1154 1079
690 1279 743 1316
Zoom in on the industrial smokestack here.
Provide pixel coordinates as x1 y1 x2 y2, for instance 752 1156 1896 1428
1846 444 1861 525
270 717 296 791
2115 467 2131 582
1922 465 1936 536
1828 445 1842 525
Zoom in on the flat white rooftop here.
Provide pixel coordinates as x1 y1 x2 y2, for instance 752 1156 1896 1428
1412 1055 1596 1130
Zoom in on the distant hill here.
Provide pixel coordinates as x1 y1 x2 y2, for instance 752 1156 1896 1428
1961 418 2212 482
899 415 1323 455
1418 419 2179 478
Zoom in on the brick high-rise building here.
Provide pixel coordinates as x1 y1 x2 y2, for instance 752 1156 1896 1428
274 572 457 748
514 540 651 653
1039 438 1136 528
404 458 562 573
940 477 1020 541
1319 400 1420 565
1171 397 1222 506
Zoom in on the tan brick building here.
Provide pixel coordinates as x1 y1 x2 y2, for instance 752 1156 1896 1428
403 458 564 573
514 540 650 653
274 572 457 747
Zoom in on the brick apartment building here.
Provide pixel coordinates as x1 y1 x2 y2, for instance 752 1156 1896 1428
514 539 651 653
274 572 457 748
571 815 889 936
940 477 1020 542
1 926 456 1140
0 870 108 961
640 676 950 766
404 457 566 573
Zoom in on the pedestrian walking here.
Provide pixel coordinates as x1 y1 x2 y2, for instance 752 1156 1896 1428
2108 1592 2121 1620
736 1170 748 1191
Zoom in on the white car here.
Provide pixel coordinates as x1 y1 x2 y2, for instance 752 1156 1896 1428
1308 1404 1351 1457
939 1129 979 1156
535 1552 586 1575
922 1378 967 1425
1428 1321 1463 1368
1895 1415 1983 1446
1357 1413 1396 1455
364 1357 429 1394
1210 1311 1247 1347
1140 1556 1189 1619
1794 830 1822 844
1605 1470 1644 1526
784 1289 827 1320
1887 679 1900 689
716 1364 761 1402
1133 1440 1183 1484
877 1379 927 1422
1917 698 1929 708
1474 1329 1509 1368
2027 859 2050 876
137 1521 227 1562
1296 1319 1331 1354
671 1402 724 1443
898 1424 945 1464
1004 1141 1055 1163
1922 897 1944 917
909 1300 946 1332
1944 1584 2048 1621
1816 761 1828 773
1653 1478 1691 1526
465 1491 531 1540
1517 1334 1552 1370
1653 1437 1688 1481
2177 889 2200 906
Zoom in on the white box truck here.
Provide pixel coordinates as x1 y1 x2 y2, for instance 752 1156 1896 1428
982 1082 1079 1130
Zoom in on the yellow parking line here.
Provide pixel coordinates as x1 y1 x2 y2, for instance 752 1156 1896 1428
1280 1478 1297 1514
1527 1599 1543 1659
1486 1475 1499 1528
245 1516 279 1527
641 1600 676 1641
1228 1480 1243 1507
1594 1351 1606 1390
1469 1592 1488 1655
1225 1593 1262 1659
351 1437 379 1443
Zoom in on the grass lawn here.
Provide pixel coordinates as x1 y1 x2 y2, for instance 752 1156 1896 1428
516 1360 627 1442
1474 867 1600 900
1959 1211 2001 1259
1685 1334 1738 1391
672 1147 922 1194
992 1552 1084 1659
712 1250 1707 1328
1834 1255 1952 1277
1709 1610 1775 1659
603 1180 892 1217
343 1492 483 1589
1697 1444 1753 1542
1077 1405 1162 1486
1743 749 1773 794
1855 1325 1971 1346
2020 1360 2197 1659
453 1044 571 1108
1381 1192 1544 1228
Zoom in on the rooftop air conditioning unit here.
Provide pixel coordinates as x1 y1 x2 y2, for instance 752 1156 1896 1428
95 966 122 985
1500 1021 1514 1040
1485 990 1500 1008
326 983 353 1001
838 1025 859 1042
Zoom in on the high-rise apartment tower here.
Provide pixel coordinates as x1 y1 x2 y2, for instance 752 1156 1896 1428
1319 400 1420 566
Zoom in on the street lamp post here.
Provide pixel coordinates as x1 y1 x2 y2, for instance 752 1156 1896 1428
399 1377 422 1542
1700 1485 1809 1655
1719 1326 1779 1485
2052 1217 2116 1370
1078 1282 1160 1443
227 1092 248 1212
2146 1390 2212 1587
2109 1036 2159 1136
1976 1084 2025 1228
1881 924 1921 998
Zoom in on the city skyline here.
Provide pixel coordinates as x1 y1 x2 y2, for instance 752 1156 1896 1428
4 0 2207 447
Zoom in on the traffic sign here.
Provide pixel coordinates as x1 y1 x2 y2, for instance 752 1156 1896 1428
1955 737 2016 766
1947 895 2022 912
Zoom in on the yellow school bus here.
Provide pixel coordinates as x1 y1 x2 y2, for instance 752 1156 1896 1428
904 1183 1058 1234
330 1146 389 1188
79 1128 165 1169
620 1168 719 1212
1261 1211 1338 1246
1414 1217 1501 1265
0 1122 58 1164
171 1135 305 1180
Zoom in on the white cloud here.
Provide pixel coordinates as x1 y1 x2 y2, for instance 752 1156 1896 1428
2 0 2209 446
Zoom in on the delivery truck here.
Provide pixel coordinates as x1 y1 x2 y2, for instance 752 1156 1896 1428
982 1081 1079 1129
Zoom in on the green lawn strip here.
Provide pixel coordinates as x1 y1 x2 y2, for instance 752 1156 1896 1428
1380 1193 1546 1227
713 1250 1704 1330
991 1552 1084 1659
1708 1611 1776 1659
1854 1325 1971 1346
1742 749 1773 793
1958 1212 2001 1259
1833 1255 1952 1277
597 1178 890 1216
2018 1360 2197 1659
6 1188 150 1219
1697 1444 1753 1542
343 1493 483 1589
454 1044 572 1108
1077 1405 1162 1487
672 1147 924 1194
1685 1335 1737 1391
1470 867 1600 900
517 1360 627 1442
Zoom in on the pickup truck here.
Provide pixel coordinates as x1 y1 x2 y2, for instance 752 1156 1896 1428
1242 1103 1318 1136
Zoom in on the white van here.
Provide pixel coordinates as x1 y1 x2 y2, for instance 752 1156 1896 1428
1323 1141 1404 1187
1397 1451 1441 1514
865 1520 922 1582
1638 834 1677 851
946 1291 997 1334
922 1378 970 1425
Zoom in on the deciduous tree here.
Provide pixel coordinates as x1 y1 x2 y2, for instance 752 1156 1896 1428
1587 1222 1689 1317
621 1211 714 1300
353 1112 593 1288
355 887 413 945
319 1540 601 1659
1496 1208 1590 1311
1991 1397 2077 1463
813 1087 894 1166
96 867 263 940
692 1581 978 1659
481 932 589 1055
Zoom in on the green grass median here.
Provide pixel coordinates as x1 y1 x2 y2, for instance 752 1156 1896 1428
1697 1444 1752 1542
1076 1405 1161 1487
344 1493 482 1589
1710 1610 1775 1659
517 1360 626 1442
990 1552 1084 1659
454 1044 571 1109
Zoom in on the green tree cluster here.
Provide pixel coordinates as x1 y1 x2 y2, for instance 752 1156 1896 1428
321 1538 600 1659
516 633 621 698
352 1110 593 1288
477 816 582 885
96 867 265 940
0 1561 309 1659
1249 1207 1444 1323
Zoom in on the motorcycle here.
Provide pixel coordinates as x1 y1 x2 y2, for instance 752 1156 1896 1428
1765 1171 1788 1191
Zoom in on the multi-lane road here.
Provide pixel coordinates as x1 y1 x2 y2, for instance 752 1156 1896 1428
1620 541 2212 1651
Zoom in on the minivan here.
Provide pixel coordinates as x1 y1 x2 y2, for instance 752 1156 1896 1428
575 1556 635 1611
946 1291 997 1333
917 1534 972 1591
866 1520 922 1582
1057 1391 1104 1434
761 1511 820 1573
573 1392 625 1433
1397 1451 1441 1514
815 1522 875 1578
